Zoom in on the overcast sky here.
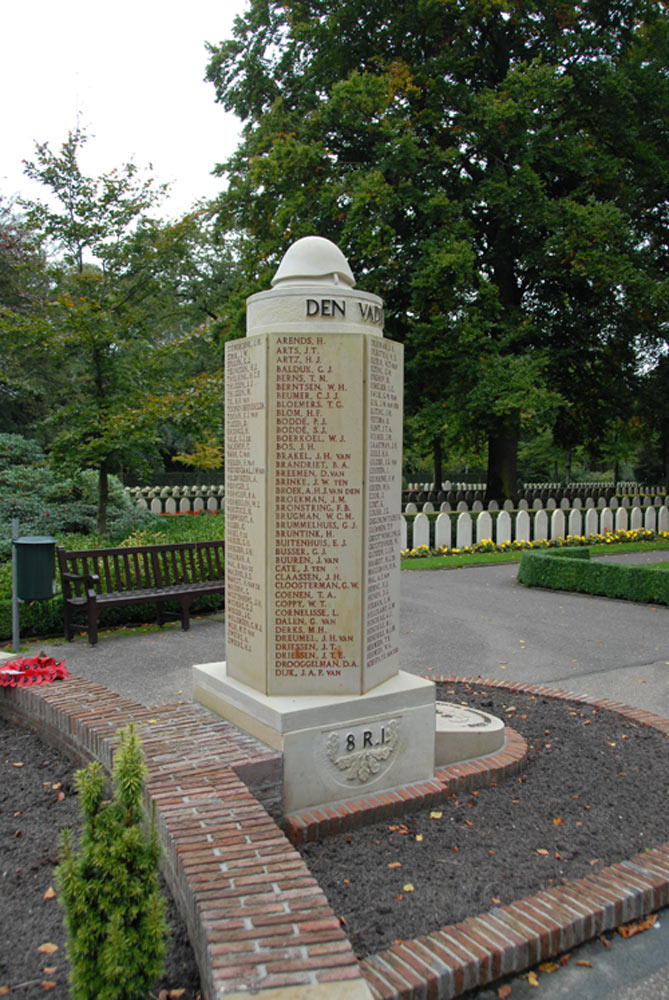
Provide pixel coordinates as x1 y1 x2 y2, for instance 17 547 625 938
2 1 248 219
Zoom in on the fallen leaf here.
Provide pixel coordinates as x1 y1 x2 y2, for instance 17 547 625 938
394 894 403 901
553 817 563 826
43 886 56 900
387 862 402 868
559 953 571 965
527 970 539 986
599 935 612 948
56 791 65 803
13 811 21 817
492 897 502 904
43 967 57 974
576 960 593 967
147 718 158 724
536 849 549 856
430 811 443 820
497 986 512 999
618 914 658 938
41 983 57 991
415 834 423 842
538 962 560 973
51 782 61 790
12 761 24 767
403 883 415 892
167 991 186 999
589 859 601 866
0 988 9 996
37 943 58 955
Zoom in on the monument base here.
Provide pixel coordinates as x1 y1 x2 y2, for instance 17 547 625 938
193 662 436 814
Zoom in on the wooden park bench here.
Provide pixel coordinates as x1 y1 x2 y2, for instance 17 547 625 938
57 540 225 645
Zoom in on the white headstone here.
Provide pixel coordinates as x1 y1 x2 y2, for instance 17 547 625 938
435 512 452 550
600 507 613 534
658 506 669 533
422 501 434 513
534 509 548 541
615 506 628 531
546 497 557 510
551 509 565 540
179 497 191 513
568 508 582 537
165 497 177 514
456 511 472 548
630 506 643 530
496 509 511 544
584 507 598 536
516 509 531 542
413 512 430 549
644 506 656 532
476 510 493 544
405 502 417 514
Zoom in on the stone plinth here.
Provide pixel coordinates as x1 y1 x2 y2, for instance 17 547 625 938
193 663 436 814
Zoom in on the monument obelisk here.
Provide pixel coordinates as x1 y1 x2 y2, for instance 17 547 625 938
193 236 436 813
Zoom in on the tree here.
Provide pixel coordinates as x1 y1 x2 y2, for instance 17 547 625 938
206 0 669 498
1 130 227 530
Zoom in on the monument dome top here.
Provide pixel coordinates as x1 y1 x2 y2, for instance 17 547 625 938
271 236 356 288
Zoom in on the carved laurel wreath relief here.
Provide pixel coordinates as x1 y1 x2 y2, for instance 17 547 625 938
326 719 399 783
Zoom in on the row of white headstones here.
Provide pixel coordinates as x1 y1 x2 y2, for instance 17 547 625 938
404 504 669 551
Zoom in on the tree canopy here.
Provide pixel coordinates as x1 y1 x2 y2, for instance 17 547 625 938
1 130 227 530
206 0 669 497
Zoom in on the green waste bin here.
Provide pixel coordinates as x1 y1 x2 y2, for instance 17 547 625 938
13 536 56 601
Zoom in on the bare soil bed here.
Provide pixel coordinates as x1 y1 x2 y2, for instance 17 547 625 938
299 681 669 959
1 716 201 999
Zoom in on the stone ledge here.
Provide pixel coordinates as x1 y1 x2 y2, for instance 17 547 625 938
1 674 667 1000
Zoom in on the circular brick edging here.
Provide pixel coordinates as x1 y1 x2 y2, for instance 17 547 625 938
1 673 667 1000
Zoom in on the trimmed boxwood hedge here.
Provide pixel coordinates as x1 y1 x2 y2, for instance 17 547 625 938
517 548 669 606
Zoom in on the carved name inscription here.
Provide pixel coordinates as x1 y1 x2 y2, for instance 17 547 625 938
270 334 364 695
224 337 267 684
365 337 403 684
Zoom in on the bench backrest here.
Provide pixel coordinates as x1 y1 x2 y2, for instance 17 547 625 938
57 541 225 597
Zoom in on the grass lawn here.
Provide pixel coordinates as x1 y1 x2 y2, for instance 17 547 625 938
400 538 669 571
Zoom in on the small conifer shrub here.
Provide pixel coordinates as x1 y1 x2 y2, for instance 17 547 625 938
56 724 168 1000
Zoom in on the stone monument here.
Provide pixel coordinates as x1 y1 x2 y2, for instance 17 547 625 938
193 236 438 813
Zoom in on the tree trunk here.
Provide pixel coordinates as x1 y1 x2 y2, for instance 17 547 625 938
433 437 443 492
97 462 109 535
565 449 572 486
485 418 519 503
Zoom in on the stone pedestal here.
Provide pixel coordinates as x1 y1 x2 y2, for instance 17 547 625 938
193 236 435 814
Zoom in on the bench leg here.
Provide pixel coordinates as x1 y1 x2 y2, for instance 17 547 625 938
179 597 194 631
86 599 99 646
156 602 165 627
63 603 74 642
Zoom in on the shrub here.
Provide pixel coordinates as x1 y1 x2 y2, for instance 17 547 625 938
0 465 153 559
0 433 45 471
517 548 669 606
56 724 168 1000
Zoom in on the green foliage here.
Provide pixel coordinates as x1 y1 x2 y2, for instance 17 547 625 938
1 130 228 532
518 548 669 605
0 463 153 558
0 433 44 470
207 0 669 495
55 725 168 1000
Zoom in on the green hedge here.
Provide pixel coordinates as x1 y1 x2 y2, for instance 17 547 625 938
517 548 669 605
